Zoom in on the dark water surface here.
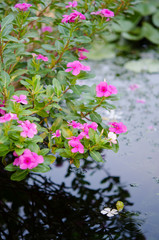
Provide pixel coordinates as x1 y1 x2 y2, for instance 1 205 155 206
0 53 159 239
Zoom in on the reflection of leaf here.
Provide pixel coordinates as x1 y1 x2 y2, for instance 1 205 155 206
130 183 139 187
86 43 116 60
124 59 159 73
133 3 156 16
152 11 159 27
142 22 159 44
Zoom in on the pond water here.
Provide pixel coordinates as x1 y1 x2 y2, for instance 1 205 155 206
0 51 159 240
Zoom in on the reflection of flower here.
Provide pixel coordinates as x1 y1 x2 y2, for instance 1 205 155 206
101 207 118 217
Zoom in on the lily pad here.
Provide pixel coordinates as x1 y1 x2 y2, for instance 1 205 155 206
124 59 159 73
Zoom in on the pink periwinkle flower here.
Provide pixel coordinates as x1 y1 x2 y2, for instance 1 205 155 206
65 60 90 75
41 26 53 33
11 95 28 105
14 3 32 11
109 122 127 134
0 100 5 115
129 84 139 91
13 149 44 170
18 120 37 138
78 48 89 60
65 1 78 8
96 82 117 97
91 9 114 19
35 54 48 62
68 139 84 153
68 120 83 129
52 129 61 138
0 113 18 123
62 10 86 23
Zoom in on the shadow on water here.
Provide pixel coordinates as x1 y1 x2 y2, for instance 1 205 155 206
0 158 146 240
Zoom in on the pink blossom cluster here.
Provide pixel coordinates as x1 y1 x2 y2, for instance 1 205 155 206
65 1 78 8
41 26 53 33
96 81 117 97
91 9 114 21
0 113 18 123
62 10 86 23
14 3 32 11
18 120 37 138
78 48 89 60
65 60 90 75
52 129 61 138
11 95 28 104
0 100 5 115
34 54 48 62
109 122 127 134
68 121 98 153
13 149 44 170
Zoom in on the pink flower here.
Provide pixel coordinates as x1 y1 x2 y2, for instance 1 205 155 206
35 54 48 62
96 82 117 97
18 120 37 138
65 60 90 75
62 10 86 23
68 139 84 153
0 113 18 123
78 48 89 60
41 26 53 33
108 132 117 144
11 95 28 104
136 99 146 104
129 84 139 91
109 122 127 134
52 129 61 138
14 3 32 11
13 149 44 170
0 100 5 115
65 1 78 8
68 120 83 129
91 9 114 20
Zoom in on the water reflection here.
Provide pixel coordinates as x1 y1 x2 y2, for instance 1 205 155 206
0 159 146 240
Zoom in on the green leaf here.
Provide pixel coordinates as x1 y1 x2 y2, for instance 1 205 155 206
90 112 102 123
61 127 73 138
75 36 91 43
1 14 15 31
88 128 95 141
11 170 28 181
5 163 18 172
1 70 10 87
39 148 50 156
0 144 9 152
31 164 50 173
44 155 56 165
15 148 25 155
53 78 62 97
90 151 104 162
73 158 80 168
51 117 63 132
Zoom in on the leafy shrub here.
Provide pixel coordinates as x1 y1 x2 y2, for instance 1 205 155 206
0 0 131 181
